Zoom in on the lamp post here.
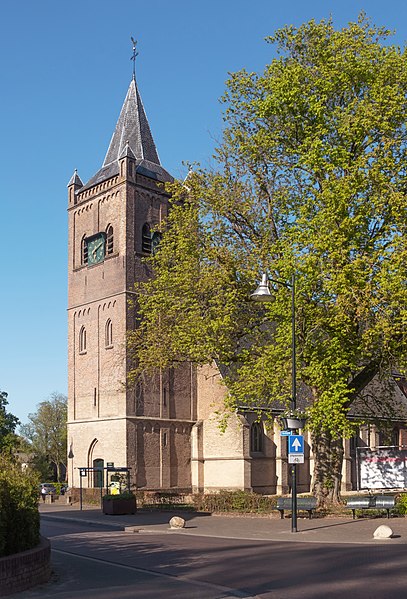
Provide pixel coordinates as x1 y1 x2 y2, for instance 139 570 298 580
68 441 74 489
250 272 298 532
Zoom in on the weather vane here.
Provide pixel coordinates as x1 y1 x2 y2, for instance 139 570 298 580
130 36 138 79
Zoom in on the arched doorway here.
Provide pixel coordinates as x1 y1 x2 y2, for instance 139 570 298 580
93 458 104 488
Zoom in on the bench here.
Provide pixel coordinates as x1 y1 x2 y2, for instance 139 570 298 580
346 495 395 519
276 497 317 519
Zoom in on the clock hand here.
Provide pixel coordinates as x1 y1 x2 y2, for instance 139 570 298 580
92 242 103 257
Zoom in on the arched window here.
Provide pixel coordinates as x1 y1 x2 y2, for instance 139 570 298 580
79 326 87 353
250 422 263 453
81 235 88 265
105 319 113 348
106 225 114 255
142 223 152 253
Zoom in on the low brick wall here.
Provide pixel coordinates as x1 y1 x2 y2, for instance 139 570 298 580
0 536 51 596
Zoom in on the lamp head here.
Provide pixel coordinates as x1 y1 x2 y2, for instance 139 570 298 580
68 443 74 459
250 273 273 302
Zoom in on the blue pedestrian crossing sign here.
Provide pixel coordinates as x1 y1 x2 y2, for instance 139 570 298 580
288 434 304 454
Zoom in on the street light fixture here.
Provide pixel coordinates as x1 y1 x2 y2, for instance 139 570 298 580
250 272 299 532
68 441 74 490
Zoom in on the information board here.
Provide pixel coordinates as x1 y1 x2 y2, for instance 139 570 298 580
358 448 407 489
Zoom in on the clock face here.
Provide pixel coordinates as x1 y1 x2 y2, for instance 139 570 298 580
87 234 105 264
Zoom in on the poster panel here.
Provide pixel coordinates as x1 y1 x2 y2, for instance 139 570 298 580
359 448 407 489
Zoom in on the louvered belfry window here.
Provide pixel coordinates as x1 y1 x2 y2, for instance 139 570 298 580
79 326 87 353
105 319 113 348
142 223 152 253
81 236 88 265
106 225 114 255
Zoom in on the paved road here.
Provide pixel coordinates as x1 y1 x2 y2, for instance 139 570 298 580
14 515 407 599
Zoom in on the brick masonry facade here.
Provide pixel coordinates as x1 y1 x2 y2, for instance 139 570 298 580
67 78 407 497
67 143 197 491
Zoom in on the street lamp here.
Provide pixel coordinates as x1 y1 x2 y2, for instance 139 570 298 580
250 272 299 532
68 441 74 490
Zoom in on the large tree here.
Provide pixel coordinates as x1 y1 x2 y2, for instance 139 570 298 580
128 15 407 505
0 389 20 455
20 393 67 482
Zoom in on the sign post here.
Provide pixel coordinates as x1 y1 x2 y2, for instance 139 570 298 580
288 434 304 530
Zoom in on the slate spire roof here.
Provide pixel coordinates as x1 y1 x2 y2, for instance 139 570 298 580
67 169 83 188
103 77 160 167
82 78 172 190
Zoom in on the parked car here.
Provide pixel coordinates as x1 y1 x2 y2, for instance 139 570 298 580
39 483 56 495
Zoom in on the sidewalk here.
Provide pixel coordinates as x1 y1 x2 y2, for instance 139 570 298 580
39 501 407 545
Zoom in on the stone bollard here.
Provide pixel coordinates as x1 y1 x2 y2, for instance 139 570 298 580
373 525 393 539
169 516 186 529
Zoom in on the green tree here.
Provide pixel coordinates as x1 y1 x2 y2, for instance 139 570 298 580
0 389 20 455
20 392 67 482
0 454 40 556
128 15 407 505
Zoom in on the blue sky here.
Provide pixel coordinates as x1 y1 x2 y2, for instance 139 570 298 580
1 0 407 425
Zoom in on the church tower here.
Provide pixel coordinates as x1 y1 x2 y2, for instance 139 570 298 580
67 71 196 491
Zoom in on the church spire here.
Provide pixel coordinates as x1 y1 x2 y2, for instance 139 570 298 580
103 78 161 168
81 52 172 191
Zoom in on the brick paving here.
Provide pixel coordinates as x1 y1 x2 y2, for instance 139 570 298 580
39 501 407 545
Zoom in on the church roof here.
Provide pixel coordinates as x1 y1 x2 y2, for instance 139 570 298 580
82 77 172 190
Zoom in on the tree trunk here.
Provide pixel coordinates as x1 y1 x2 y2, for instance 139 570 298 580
53 459 61 483
311 430 344 507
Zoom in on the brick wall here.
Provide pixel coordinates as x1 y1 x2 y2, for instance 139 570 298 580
0 537 51 596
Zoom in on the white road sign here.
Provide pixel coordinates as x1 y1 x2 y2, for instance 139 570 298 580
289 454 304 464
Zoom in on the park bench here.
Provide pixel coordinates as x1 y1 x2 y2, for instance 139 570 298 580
276 497 317 519
346 495 395 519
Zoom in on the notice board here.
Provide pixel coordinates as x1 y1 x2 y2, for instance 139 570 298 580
358 448 407 489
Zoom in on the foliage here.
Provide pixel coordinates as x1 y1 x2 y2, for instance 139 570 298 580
42 481 66 495
0 455 40 556
20 392 67 482
128 15 407 504
102 491 136 501
280 408 308 420
68 487 101 505
30 455 55 482
193 490 277 513
0 388 20 455
395 493 407 515
135 490 277 513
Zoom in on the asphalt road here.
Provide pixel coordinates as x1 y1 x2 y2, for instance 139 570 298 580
14 519 407 598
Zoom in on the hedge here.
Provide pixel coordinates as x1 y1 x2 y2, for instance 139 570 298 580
0 456 40 557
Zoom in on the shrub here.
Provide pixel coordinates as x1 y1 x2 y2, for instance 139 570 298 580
102 491 135 501
68 487 102 505
0 455 40 556
193 490 277 513
396 493 407 515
